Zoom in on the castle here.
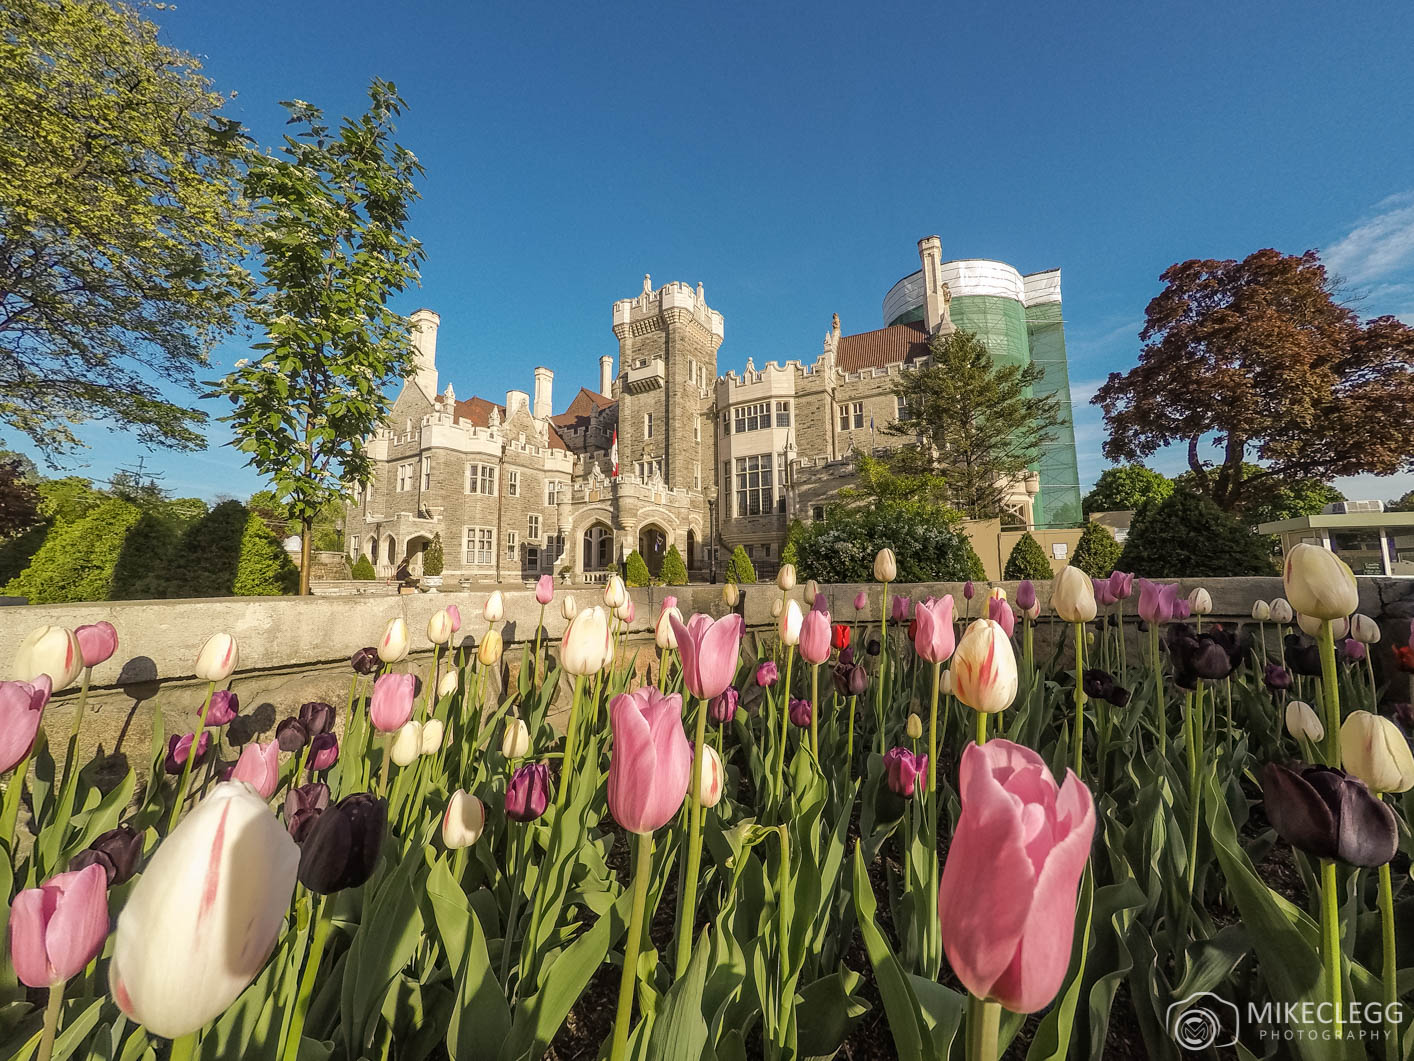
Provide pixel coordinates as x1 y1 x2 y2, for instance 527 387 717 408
344 236 1082 584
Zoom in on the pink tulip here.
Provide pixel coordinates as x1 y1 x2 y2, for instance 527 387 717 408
163 731 211 774
913 596 956 664
0 677 51 773
75 621 118 668
987 596 1016 638
8 863 109 988
890 594 909 623
446 605 462 633
799 608 832 665
204 689 239 726
1136 579 1181 624
230 741 280 799
854 590 868 612
370 672 416 732
1107 570 1134 600
938 740 1096 1013
661 595 678 612
607 688 692 834
669 613 744 700
1091 578 1115 608
535 574 554 605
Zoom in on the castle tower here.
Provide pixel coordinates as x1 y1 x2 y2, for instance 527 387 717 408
408 308 441 400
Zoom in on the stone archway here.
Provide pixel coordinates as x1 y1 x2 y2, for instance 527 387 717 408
404 534 432 577
582 522 613 573
638 524 668 578
686 530 697 571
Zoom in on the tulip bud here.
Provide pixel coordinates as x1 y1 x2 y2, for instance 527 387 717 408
776 563 797 591
695 744 724 808
722 582 739 607
1016 580 1037 613
502 717 531 759
1349 614 1380 644
390 721 423 766
351 646 380 675
229 740 280 799
940 668 954 696
75 621 118 668
874 547 896 583
9 863 109 988
1340 711 1414 793
0 677 50 774
283 782 329 842
708 687 739 723
603 576 627 610
307 733 339 772
163 731 210 774
615 597 635 624
437 669 459 698
1050 567 1097 624
1251 600 1271 622
779 599 803 647
445 605 462 632
906 713 923 740
535 574 555 605
70 825 143 886
561 595 578 620
484 590 505 622
1187 588 1212 616
1263 664 1292 692
1344 639 1367 662
883 747 927 797
506 762 551 822
369 672 416 732
298 792 386 894
771 598 782 619
963 580 975 601
1285 701 1324 743
427 610 454 645
1283 543 1358 621
951 619 1019 714
205 689 239 726
804 579 819 606
788 698 812 727
377 618 409 664
14 625 84 691
478 628 504 667
799 608 832 665
655 606 682 650
442 790 485 849
854 589 868 612
561 606 613 676
1269 598 1293 624
276 717 310 753
1297 612 1348 640
1108 570 1134 600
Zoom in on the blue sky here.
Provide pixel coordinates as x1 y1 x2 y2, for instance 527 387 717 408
18 0 1414 504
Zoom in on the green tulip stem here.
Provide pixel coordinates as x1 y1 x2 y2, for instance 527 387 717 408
975 710 987 746
1023 620 1035 687
610 830 654 1061
675 694 709 977
1149 623 1166 759
1320 858 1343 1042
1318 620 1341 766
846 694 857 776
877 583 890 756
774 648 795 798
282 895 332 1061
499 825 526 987
1379 813 1398 1061
1364 654 1378 712
809 664 820 761
927 662 942 795
380 733 393 797
58 667 91 793
775 825 793 1052
966 994 1001 1061
1072 622 1086 779
533 604 545 686
658 647 670 693
0 741 34 855
1184 688 1201 892
556 675 586 811
35 977 64 1061
1258 621 1269 665
168 681 216 833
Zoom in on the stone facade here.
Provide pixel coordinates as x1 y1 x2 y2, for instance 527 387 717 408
345 236 1068 584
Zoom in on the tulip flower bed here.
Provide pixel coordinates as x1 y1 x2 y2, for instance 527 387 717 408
1 552 1412 1061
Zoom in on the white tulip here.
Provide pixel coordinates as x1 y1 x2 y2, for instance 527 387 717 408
779 599 803 647
1340 711 1414 793
442 790 485 849
1349 614 1381 644
419 719 445 756
390 721 424 766
483 590 505 623
437 669 459 698
13 625 84 690
1269 598 1293 624
1251 600 1271 622
377 617 409 663
1187 588 1212 616
1283 543 1358 621
501 717 531 760
426 610 454 645
1285 701 1324 743
776 564 797 592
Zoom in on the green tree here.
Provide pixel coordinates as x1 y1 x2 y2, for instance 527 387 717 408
779 519 806 570
1388 489 1414 513
1117 490 1276 578
232 509 300 596
726 545 757 585
792 501 974 584
624 549 651 588
219 80 424 594
4 498 142 603
1068 521 1123 578
963 538 987 581
660 544 688 586
0 459 39 538
882 329 1062 519
158 499 297 597
0 0 250 455
1173 463 1342 526
1004 532 1054 580
423 533 444 577
0 476 109 583
351 555 376 580
1082 464 1173 515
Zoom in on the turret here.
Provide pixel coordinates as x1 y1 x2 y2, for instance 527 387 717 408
408 308 440 400
533 366 554 419
599 355 614 397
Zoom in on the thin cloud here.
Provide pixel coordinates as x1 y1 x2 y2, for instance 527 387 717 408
1324 191 1414 286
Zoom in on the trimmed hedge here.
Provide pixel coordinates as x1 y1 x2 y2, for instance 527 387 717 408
1069 520 1123 578
660 544 688 586
1117 489 1277 578
624 549 651 588
4 498 143 603
726 545 757 585
792 502 974 584
423 533 445 577
352 555 376 580
1004 532 1054 580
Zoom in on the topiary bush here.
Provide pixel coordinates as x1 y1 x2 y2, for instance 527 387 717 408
159 500 298 597
963 538 987 581
1069 520 1123 578
1117 489 1277 578
4 498 143 603
232 508 300 596
660 543 688 585
423 533 445 577
624 549 651 588
352 555 376 580
726 545 756 584
779 519 805 570
1003 532 1054 580
792 501 974 584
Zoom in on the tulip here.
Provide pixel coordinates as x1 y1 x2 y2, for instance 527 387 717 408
1136 579 1181 624
987 596 1016 638
369 672 416 732
390 721 424 766
427 609 454 645
70 824 143 885
1252 600 1271 622
1285 701 1325 743
307 733 338 772
708 687 739 724
1284 543 1359 621
695 745 724 808
776 564 797 591
607 688 692 833
938 739 1096 1013
1269 598 1293 624
1284 633 1323 677
655 605 682 650
832 624 851 652
298 792 387 893
756 661 779 687
230 740 280 799
963 580 975 602
913 597 956 664
1349 614 1380 644
788 697 812 727
502 717 531 759
722 582 739 607
1390 701 1414 737
1091 578 1114 608
1081 669 1131 708
484 590 505 622
804 579 820 607
603 576 627 610
0 676 51 773
561 595 578 620
535 574 555 605
506 762 551 822
833 661 868 698
110 783 300 1037
478 628 504 667
283 782 329 842
442 790 486 848
1108 570 1134 600
669 613 745 700
14 625 84 691
377 618 408 664
1343 639 1366 662
163 731 210 774
799 608 831 665
1340 712 1414 793
891 594 910 623
1297 612 1348 639
770 598 782 619
1263 664 1292 692
445 604 461 632
276 717 309 753
883 747 928 797
561 606 613 676
1051 566 1097 623
297 701 333 735
778 599 803 647
10 864 109 989
350 646 380 675
1261 763 1397 867
420 719 445 755
1015 579 1037 613
615 597 635 624
874 547 896 582
437 669 459 698
204 689 239 726
951 619 1019 715
1187 587 1212 616
940 668 955 696
854 590 868 612
906 712 923 740
75 621 118 668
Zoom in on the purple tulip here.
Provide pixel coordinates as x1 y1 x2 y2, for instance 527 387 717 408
350 647 380 675
284 783 330 842
1343 639 1367 661
884 747 928 797
1091 578 1115 608
1136 579 1180 624
1263 664 1293 692
276 717 309 752
669 613 745 701
854 590 868 611
1262 763 1397 867
756 661 779 688
75 621 118 668
506 762 551 822
788 698 812 728
1108 570 1134 600
307 732 339 771
299 701 335 736
69 825 143 886
1016 580 1036 612
963 581 975 601
204 689 239 727
891 595 910 623
163 731 211 775
709 687 739 724
298 793 386 893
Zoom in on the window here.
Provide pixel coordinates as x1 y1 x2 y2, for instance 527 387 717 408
644 413 653 438
545 480 560 505
721 412 729 435
507 469 519 497
735 454 774 516
694 418 701 442
775 401 791 427
811 505 825 521
464 527 493 566
776 452 788 511
722 462 730 505
527 513 541 540
734 401 770 433
466 463 496 495
421 456 431 490
397 462 415 492
838 404 849 431
350 535 360 557
896 395 908 421
506 531 519 561
853 402 864 429
526 546 540 570
635 459 663 480
694 462 701 490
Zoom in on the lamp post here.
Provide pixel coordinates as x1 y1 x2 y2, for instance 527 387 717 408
707 493 718 584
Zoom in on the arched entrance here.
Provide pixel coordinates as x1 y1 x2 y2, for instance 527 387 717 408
638 524 667 578
686 530 697 572
582 522 613 574
404 535 432 577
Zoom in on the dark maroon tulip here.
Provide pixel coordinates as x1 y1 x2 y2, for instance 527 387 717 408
883 747 928 797
1389 702 1414 738
69 824 143 885
298 701 335 735
204 690 239 726
1016 580 1037 612
1263 664 1292 692
1261 763 1398 868
708 687 739 724
506 762 550 822
284 782 330 842
1081 668 1131 708
276 717 310 753
297 792 386 893
350 647 380 675
163 731 210 774
307 732 339 771
1283 634 1322 678
788 698 812 728
866 638 881 657
838 643 855 667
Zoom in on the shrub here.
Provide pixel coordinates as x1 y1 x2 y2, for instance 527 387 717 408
792 501 974 584
4 498 142 603
110 510 184 600
780 519 806 569
352 555 376 580
423 533 445 577
1003 532 1053 580
159 500 299 597
232 507 300 596
624 549 651 588
963 538 987 581
726 545 756 584
1117 489 1277 578
660 543 688 586
1069 520 1123 578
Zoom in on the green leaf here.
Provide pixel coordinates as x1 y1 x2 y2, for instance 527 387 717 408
424 857 510 1060
644 929 711 1061
338 850 425 1056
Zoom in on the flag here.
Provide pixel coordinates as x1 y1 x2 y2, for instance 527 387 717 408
611 429 619 477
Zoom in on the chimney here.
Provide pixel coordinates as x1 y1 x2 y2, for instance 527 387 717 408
533 366 553 419
599 354 614 396
408 308 440 399
505 389 529 418
918 236 946 334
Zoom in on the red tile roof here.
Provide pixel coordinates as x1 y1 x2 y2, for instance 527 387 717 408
835 321 933 372
451 395 568 451
550 387 616 433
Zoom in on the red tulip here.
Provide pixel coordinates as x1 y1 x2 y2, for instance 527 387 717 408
938 739 1095 1013
913 596 956 664
831 624 851 652
75 621 118 668
369 672 416 732
668 612 744 700
607 688 692 834
799 608 832 665
9 863 109 988
0 677 51 773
